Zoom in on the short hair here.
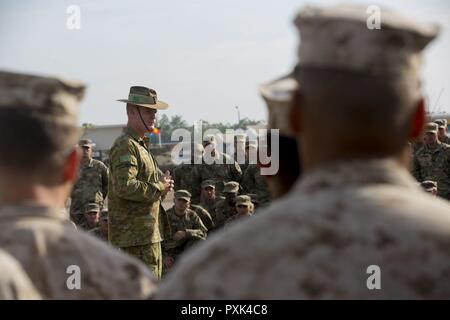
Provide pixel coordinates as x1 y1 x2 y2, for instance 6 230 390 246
297 68 421 153
0 107 80 182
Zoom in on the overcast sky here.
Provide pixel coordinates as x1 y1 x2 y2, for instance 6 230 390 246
1 0 449 126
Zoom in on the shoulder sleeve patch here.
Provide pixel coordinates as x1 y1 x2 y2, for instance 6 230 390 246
119 154 132 163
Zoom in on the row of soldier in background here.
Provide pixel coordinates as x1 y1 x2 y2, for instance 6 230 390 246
67 132 280 273
411 118 450 199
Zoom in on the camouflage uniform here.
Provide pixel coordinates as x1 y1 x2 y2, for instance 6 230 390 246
0 72 157 299
69 158 108 224
190 153 242 202
173 163 195 193
108 126 170 279
0 249 41 300
190 204 214 231
412 142 450 200
241 164 271 206
156 5 450 299
162 207 207 266
88 227 108 241
214 199 237 227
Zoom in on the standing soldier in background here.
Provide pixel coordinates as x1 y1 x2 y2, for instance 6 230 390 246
157 4 450 299
198 179 218 214
69 139 108 225
213 181 239 228
412 122 450 200
109 86 174 280
190 135 242 203
0 71 157 299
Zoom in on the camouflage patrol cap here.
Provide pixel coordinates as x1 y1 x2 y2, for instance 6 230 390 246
235 195 252 207
85 203 100 214
201 180 215 189
223 181 239 194
420 180 437 192
294 4 439 77
174 190 191 201
78 139 96 147
434 119 447 129
425 122 439 134
0 70 85 123
100 209 108 220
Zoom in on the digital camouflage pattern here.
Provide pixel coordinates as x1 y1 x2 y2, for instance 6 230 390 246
0 249 41 300
213 198 237 228
241 164 271 206
157 160 450 299
0 204 157 299
412 142 450 199
88 227 108 242
69 158 108 220
190 204 214 231
162 207 207 259
190 153 242 202
108 127 168 248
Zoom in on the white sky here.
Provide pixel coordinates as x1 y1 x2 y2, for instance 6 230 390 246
1 0 449 126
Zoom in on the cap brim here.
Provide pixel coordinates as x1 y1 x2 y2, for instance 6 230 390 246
259 73 298 104
175 197 190 201
117 99 169 110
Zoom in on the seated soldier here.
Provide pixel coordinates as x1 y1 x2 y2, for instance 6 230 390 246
225 195 254 226
162 190 207 274
190 203 214 231
199 179 218 215
420 180 438 196
88 208 108 241
80 203 100 231
214 181 240 228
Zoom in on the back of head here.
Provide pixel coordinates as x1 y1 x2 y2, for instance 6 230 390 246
293 4 438 159
0 71 85 184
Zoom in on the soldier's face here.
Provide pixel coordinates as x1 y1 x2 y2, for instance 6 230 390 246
202 186 215 200
236 204 250 215
225 193 237 203
81 146 92 160
438 128 447 140
175 198 189 212
137 106 157 131
84 211 99 226
423 132 438 145
100 219 108 234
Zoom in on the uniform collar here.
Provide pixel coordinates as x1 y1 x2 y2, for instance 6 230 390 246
295 158 418 194
124 126 144 145
0 203 67 222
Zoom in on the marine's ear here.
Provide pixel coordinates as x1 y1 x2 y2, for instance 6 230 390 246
63 148 80 183
410 97 426 140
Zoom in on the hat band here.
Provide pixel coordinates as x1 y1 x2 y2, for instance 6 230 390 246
128 93 156 104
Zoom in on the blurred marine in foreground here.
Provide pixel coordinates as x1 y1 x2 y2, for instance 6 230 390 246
0 71 157 299
157 4 450 299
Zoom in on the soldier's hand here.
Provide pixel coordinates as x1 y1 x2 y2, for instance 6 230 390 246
161 170 174 193
173 230 187 241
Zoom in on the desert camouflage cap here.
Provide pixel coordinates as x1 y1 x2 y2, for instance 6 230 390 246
235 195 252 207
201 179 215 189
78 139 96 147
294 4 439 77
85 203 100 213
425 122 439 134
174 190 191 201
434 119 447 129
0 70 85 123
223 181 239 194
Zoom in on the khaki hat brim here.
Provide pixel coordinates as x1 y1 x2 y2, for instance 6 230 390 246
259 73 298 104
117 99 169 110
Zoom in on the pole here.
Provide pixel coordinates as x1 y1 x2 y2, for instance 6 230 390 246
235 106 240 127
